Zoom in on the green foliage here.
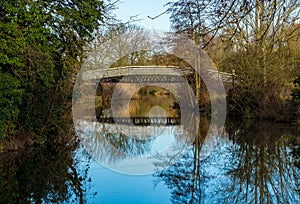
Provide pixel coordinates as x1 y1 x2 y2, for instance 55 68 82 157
291 77 300 101
138 88 148 95
0 72 23 139
0 0 106 143
149 89 157 96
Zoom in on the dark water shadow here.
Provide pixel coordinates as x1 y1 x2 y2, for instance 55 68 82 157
0 144 94 204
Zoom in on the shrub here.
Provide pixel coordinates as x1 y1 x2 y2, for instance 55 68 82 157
291 77 300 101
0 72 23 139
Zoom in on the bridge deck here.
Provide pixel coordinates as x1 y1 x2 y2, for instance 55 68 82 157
82 66 194 81
82 65 234 84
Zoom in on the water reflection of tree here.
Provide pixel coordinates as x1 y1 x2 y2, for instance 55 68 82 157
104 131 152 156
224 121 300 204
153 116 209 203
0 145 93 203
80 124 155 167
154 119 300 203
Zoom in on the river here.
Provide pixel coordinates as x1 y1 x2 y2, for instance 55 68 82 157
1 87 300 203
0 118 299 203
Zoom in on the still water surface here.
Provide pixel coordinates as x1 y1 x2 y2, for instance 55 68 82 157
0 119 299 204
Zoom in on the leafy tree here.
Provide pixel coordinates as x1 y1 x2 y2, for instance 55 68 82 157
0 0 106 142
0 72 23 138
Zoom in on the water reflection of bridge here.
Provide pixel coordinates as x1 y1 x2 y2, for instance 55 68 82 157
75 118 225 173
97 117 181 126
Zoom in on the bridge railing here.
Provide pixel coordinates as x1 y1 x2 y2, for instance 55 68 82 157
81 66 234 85
82 66 194 81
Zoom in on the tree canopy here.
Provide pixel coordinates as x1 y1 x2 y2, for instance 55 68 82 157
0 0 106 141
167 0 300 119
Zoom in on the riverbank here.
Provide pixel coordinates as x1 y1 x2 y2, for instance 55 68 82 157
226 101 300 125
0 127 75 153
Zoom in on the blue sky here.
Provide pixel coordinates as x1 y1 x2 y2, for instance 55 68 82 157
114 0 172 31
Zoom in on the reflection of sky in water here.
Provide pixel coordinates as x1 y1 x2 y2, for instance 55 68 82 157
200 140 300 203
110 127 177 174
75 120 300 203
150 127 175 153
200 139 236 202
153 129 300 204
76 120 189 175
74 147 171 204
